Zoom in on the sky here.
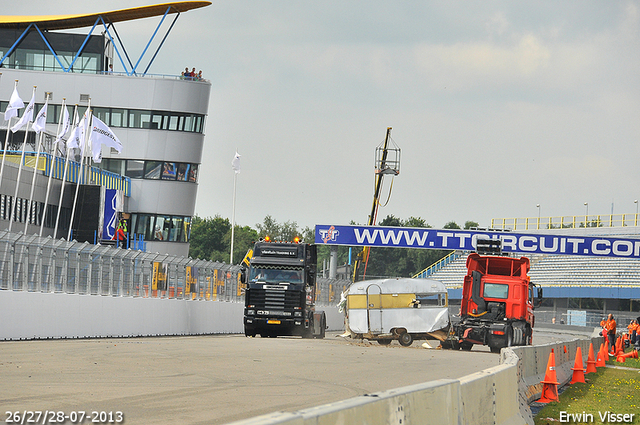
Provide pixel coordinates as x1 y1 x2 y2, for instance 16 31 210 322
4 1 640 231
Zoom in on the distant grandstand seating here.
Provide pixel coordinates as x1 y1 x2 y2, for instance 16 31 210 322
426 251 640 300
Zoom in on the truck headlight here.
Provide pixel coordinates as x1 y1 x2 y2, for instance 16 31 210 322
247 309 255 316
294 311 302 317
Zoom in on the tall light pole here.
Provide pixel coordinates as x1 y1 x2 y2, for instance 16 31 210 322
635 200 638 226
584 202 589 226
536 204 540 229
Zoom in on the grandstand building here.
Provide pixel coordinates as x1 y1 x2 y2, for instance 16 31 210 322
0 2 211 256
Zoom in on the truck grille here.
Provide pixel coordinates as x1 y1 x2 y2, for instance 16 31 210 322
249 288 301 310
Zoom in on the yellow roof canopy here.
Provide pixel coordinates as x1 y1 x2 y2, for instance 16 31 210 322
0 1 211 30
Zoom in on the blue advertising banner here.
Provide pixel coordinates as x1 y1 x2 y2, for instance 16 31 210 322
102 188 118 240
315 224 640 259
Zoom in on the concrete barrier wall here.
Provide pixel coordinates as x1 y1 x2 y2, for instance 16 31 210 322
0 290 344 340
226 334 605 425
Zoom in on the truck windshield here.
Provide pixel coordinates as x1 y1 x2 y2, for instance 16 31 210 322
250 266 304 284
483 283 509 299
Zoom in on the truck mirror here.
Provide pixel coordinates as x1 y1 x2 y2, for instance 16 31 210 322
240 268 247 284
537 287 543 299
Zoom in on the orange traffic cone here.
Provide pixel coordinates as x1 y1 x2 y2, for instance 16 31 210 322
616 349 639 363
604 340 610 361
570 346 586 384
615 336 624 356
595 343 606 368
539 349 560 403
586 343 597 374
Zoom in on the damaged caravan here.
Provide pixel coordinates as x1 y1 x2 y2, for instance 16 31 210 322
342 278 450 346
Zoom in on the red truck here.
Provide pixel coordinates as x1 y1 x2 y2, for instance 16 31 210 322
444 246 542 353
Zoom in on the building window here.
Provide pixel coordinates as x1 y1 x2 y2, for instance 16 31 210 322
130 213 192 243
104 160 199 183
161 162 177 180
125 160 144 179
144 161 162 179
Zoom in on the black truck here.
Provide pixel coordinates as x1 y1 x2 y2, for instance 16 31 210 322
242 239 326 338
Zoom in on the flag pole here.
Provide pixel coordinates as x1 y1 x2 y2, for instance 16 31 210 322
25 92 50 235
8 86 36 232
0 80 20 193
40 98 66 237
230 171 237 264
53 104 77 240
67 100 91 241
230 150 240 264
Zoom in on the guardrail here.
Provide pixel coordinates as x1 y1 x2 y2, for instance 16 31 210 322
491 214 640 230
412 250 462 278
1 151 131 196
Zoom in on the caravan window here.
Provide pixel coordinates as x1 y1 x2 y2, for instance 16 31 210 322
416 293 443 307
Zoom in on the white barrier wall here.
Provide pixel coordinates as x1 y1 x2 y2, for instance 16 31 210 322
227 335 605 425
0 290 344 340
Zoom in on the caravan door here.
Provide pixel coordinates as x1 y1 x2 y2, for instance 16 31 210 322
366 284 383 334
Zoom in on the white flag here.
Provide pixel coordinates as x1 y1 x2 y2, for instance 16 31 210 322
231 151 241 174
66 109 85 151
54 106 70 149
90 115 122 163
10 91 35 133
32 100 48 134
4 86 24 121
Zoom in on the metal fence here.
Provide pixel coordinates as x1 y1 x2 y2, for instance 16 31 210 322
0 230 350 304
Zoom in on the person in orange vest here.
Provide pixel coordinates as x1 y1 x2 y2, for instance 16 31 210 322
599 317 608 340
628 319 638 347
603 314 616 353
113 219 127 248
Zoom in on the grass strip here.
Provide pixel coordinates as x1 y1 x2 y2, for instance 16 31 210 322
534 350 640 424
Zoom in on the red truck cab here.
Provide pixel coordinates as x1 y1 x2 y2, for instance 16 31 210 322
450 252 541 352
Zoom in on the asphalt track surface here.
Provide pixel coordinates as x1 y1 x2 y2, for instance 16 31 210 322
0 328 587 425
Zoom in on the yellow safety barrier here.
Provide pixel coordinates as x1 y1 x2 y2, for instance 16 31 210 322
491 213 640 230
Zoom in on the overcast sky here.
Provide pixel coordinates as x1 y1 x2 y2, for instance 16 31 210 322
5 1 640 231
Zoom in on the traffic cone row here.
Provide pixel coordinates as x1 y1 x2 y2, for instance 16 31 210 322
538 338 639 404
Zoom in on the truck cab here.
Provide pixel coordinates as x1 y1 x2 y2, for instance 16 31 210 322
448 247 542 353
242 239 326 338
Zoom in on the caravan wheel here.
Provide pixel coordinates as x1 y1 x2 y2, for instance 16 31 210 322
398 333 413 347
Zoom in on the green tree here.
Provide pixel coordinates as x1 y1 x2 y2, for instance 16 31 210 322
210 225 259 263
355 215 451 280
255 215 303 241
444 221 461 229
464 221 479 229
189 215 230 260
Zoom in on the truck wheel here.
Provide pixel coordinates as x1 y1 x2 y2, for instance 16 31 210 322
398 333 413 347
314 313 326 339
506 325 514 347
377 339 392 345
302 316 314 339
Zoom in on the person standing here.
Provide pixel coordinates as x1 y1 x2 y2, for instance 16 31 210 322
113 219 127 248
604 314 617 353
